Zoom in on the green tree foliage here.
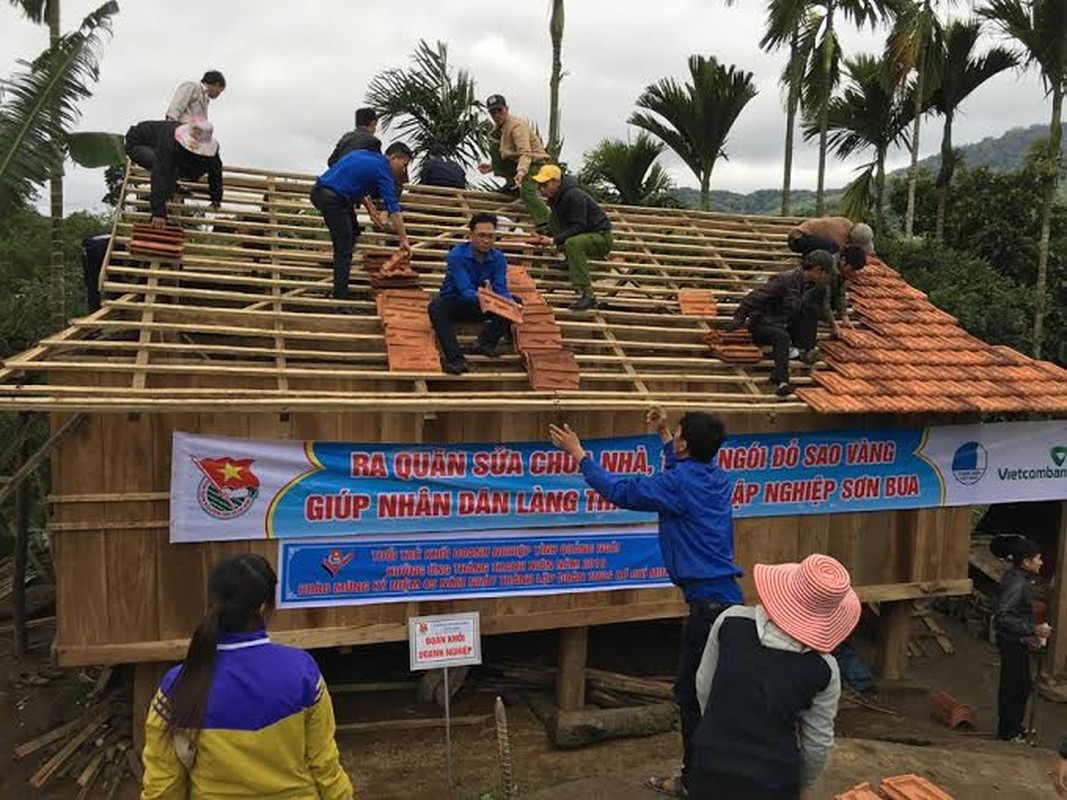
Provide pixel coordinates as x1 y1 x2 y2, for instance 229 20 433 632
886 165 1067 361
0 204 108 357
578 134 679 206
629 55 757 210
365 40 487 168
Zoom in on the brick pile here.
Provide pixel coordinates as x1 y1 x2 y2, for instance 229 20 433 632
376 288 442 374
836 775 954 800
797 257 1067 413
129 223 184 259
704 328 764 365
363 248 419 290
928 690 977 729
508 264 579 391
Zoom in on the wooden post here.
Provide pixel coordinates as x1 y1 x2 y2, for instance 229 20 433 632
877 601 911 680
556 626 588 712
1050 501 1067 676
132 663 168 760
12 412 31 657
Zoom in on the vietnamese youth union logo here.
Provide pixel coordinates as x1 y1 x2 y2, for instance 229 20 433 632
951 441 987 485
192 456 260 520
321 549 354 577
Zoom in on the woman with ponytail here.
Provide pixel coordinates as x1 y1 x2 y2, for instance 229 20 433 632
991 534 1051 742
140 553 352 799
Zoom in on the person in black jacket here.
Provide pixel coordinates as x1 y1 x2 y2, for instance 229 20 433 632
992 534 1051 741
327 107 382 167
724 251 833 397
124 118 223 228
531 164 612 311
419 144 467 189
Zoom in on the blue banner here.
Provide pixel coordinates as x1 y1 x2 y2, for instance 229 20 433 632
277 527 670 608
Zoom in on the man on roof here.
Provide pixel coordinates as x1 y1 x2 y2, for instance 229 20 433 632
124 118 223 229
166 70 226 123
310 142 413 309
531 164 612 312
419 143 467 189
428 212 515 375
476 94 552 233
787 215 874 270
327 107 383 167
725 250 834 397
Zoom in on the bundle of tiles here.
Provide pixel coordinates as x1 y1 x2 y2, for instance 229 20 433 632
703 328 764 365
506 264 579 391
129 223 184 259
375 288 442 373
677 288 717 318
363 248 419 289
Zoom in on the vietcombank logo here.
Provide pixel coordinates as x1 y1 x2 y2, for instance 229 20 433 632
996 447 1067 482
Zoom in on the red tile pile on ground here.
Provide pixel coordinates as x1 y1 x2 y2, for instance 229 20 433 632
130 223 184 258
881 774 954 800
477 286 524 324
508 264 579 391
376 289 442 373
796 256 1067 414
835 783 886 800
363 248 419 289
678 288 717 317
929 690 977 729
704 328 764 365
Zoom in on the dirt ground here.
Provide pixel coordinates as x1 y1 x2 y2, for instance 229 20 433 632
3 609 1066 799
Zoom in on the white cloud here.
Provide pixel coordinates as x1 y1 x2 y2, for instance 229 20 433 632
0 0 1052 213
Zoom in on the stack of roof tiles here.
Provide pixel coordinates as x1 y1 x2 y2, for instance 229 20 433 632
376 289 442 373
129 223 184 259
678 288 717 318
835 776 954 800
928 690 977 729
797 257 1067 414
363 248 420 290
507 264 579 391
704 328 764 365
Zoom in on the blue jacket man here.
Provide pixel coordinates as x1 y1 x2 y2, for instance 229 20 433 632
549 408 741 798
429 212 516 374
310 143 412 306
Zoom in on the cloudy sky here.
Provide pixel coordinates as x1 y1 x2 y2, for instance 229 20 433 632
2 0 1052 213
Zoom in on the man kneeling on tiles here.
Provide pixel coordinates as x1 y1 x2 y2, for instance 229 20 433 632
532 164 612 312
429 212 516 375
691 553 860 800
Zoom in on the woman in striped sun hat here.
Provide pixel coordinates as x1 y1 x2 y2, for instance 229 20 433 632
688 554 860 800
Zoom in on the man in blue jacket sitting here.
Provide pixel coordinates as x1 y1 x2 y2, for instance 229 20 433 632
549 407 741 799
429 212 515 375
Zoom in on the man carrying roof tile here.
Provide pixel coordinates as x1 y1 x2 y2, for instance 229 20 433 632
531 164 612 312
327 107 383 167
725 250 834 397
429 212 516 374
787 216 874 271
310 143 413 308
124 118 223 229
477 94 552 232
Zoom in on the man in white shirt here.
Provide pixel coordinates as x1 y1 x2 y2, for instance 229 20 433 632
166 70 226 122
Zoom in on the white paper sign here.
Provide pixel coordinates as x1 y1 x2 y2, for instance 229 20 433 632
408 612 482 671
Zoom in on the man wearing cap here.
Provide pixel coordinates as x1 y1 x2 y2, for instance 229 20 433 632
692 553 859 800
310 143 413 307
327 107 383 167
476 95 552 231
531 165 612 311
724 250 834 397
124 118 223 229
166 70 226 123
548 407 742 800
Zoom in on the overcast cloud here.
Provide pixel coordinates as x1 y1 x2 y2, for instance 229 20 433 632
2 0 1051 213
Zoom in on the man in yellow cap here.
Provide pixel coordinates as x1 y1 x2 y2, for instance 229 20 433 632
532 165 612 311
477 94 552 232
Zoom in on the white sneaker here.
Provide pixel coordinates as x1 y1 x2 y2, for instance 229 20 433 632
788 347 801 359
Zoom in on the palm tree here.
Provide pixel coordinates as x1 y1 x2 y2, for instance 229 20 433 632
798 0 892 215
927 19 1017 238
365 40 487 168
578 133 678 206
629 55 757 210
807 53 911 229
547 0 564 158
980 0 1067 358
887 0 944 237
